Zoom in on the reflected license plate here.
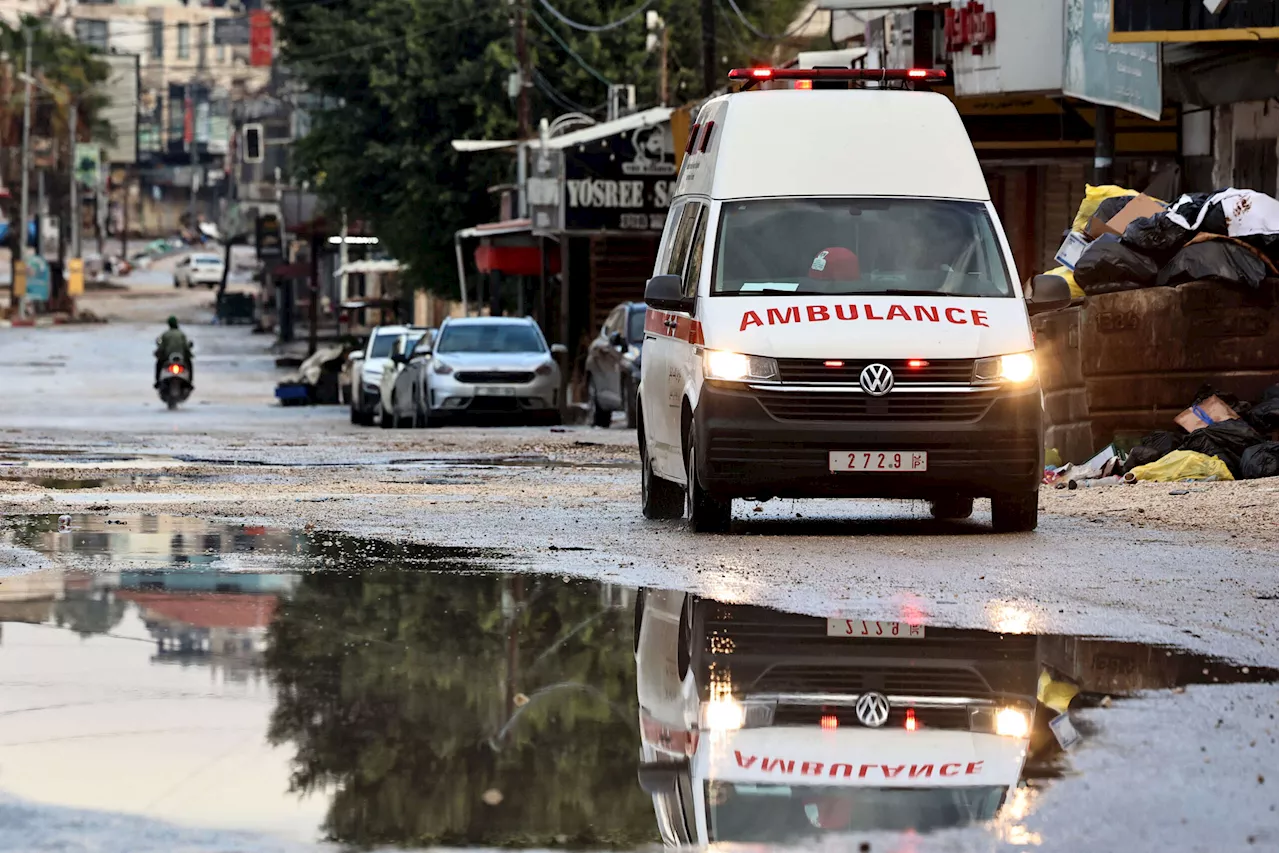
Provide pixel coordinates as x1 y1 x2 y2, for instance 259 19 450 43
475 387 518 397
829 451 927 472
827 619 925 639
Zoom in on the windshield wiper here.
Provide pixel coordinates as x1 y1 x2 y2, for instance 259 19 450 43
867 288 948 297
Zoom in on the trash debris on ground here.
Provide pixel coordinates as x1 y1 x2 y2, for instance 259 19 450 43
1179 419 1265 479
1176 394 1242 432
1124 450 1234 483
275 345 349 407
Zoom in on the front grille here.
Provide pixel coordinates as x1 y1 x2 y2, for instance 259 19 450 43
705 432 1040 472
755 390 998 423
772 706 971 730
454 371 536 384
777 358 976 385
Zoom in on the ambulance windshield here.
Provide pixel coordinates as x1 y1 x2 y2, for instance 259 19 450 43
705 781 1006 842
712 198 1013 298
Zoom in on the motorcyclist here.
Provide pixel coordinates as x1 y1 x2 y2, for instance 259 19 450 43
154 316 194 387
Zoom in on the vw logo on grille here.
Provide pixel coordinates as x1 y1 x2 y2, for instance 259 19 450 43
854 691 891 728
859 363 895 396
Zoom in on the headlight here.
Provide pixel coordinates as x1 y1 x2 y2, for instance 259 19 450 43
432 361 453 375
535 361 555 376
974 352 1036 384
703 350 779 383
970 706 1032 738
699 698 776 731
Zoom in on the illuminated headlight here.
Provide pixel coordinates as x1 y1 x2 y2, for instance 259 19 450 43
703 350 779 383
974 352 1036 384
699 698 775 731
970 706 1032 738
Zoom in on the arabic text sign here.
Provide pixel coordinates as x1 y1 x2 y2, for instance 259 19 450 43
1063 0 1161 120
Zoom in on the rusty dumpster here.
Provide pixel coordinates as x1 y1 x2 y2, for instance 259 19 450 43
1032 280 1278 463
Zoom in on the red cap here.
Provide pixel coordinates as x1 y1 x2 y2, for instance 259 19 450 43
808 247 860 280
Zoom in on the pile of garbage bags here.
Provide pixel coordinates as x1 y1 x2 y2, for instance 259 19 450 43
1046 384 1279 486
1044 185 1280 298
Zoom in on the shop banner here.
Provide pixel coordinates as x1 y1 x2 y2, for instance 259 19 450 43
1064 0 1161 121
563 123 675 232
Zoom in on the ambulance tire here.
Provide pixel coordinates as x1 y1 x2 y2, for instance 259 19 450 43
930 496 974 520
685 441 732 534
640 413 684 520
991 490 1039 533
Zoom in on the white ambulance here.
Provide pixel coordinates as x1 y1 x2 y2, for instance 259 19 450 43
634 591 1043 845
638 68 1071 533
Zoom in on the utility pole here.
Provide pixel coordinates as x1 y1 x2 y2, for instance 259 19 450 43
68 97 79 260
1093 106 1116 186
700 0 716 95
19 35 33 268
187 81 198 236
646 12 669 106
660 28 669 106
513 0 531 139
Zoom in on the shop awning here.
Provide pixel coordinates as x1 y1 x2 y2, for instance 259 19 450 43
456 218 534 240
474 244 561 276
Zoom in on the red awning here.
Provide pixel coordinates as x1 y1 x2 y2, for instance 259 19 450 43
474 245 561 276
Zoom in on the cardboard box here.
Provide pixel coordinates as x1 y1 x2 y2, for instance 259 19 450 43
1053 231 1091 270
1174 395 1240 433
1085 194 1167 239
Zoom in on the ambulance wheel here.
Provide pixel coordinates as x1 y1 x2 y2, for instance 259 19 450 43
991 490 1039 533
930 496 974 520
640 413 683 520
685 440 731 534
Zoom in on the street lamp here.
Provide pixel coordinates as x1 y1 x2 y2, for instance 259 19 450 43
18 72 80 262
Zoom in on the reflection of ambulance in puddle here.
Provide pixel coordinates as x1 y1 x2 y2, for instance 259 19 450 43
635 592 1042 844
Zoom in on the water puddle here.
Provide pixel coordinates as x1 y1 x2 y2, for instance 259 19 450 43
0 514 1274 850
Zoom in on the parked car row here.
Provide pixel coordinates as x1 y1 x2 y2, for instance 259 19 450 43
173 252 226 289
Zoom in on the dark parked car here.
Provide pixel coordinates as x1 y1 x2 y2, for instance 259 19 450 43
585 301 646 428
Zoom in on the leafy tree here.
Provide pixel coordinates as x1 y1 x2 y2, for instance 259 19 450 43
274 0 809 296
265 566 656 848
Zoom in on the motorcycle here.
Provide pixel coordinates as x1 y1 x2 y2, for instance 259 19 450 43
158 354 193 410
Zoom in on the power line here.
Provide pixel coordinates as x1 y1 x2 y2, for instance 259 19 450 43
721 0 822 41
535 0 654 33
528 7 614 88
532 67 602 116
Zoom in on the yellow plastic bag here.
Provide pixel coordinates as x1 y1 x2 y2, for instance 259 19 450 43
1071 184 1139 233
1125 450 1234 483
1043 265 1085 299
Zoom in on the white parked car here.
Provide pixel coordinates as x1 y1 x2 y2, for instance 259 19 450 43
348 325 429 426
174 252 226 288
378 330 437 428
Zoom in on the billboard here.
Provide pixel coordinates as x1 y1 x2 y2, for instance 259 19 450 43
101 53 139 164
1064 0 1161 121
562 124 675 232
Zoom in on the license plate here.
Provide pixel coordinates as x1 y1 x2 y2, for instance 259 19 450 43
475 387 518 397
829 451 927 472
827 619 925 639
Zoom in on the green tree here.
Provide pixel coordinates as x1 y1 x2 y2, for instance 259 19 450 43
274 0 810 296
264 565 656 848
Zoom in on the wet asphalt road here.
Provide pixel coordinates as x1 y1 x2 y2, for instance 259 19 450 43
0 281 1276 852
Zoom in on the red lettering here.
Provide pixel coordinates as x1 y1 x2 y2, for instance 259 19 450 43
886 304 911 321
767 306 801 325
881 765 905 778
734 751 757 770
761 758 795 774
940 763 962 777
908 764 934 778
864 304 884 320
800 762 824 776
829 763 854 778
858 764 876 778
806 305 830 322
914 305 940 322
835 304 859 321
944 307 967 325
740 311 763 332
971 309 990 327
966 761 984 775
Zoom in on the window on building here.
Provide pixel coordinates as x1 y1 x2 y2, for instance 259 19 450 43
74 20 109 51
150 20 164 59
177 23 190 59
216 42 226 63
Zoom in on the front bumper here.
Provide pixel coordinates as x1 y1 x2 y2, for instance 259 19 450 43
694 381 1043 500
428 374 559 414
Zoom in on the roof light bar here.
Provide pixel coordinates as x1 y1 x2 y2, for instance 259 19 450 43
729 67 946 81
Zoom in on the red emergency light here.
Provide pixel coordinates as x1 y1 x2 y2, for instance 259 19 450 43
905 708 918 732
729 67 947 91
906 359 930 369
821 714 839 730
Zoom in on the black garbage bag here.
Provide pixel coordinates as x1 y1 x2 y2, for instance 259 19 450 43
1240 442 1279 479
1191 383 1253 419
1121 214 1193 264
1179 419 1266 478
1095 193 1136 224
1074 240 1161 294
1247 397 1279 434
1140 430 1184 457
1123 445 1164 474
1156 240 1271 289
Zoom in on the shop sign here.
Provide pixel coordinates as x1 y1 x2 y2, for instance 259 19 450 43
563 123 675 232
945 1 996 54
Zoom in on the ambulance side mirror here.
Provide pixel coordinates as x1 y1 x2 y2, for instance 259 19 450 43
644 274 693 314
1026 274 1073 315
